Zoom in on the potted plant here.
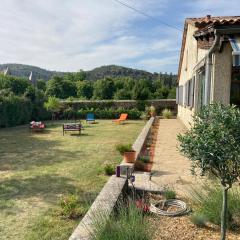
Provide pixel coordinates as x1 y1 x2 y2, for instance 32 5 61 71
135 155 150 171
116 144 136 163
149 105 156 117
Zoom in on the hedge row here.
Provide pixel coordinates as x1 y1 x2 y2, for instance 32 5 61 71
62 107 142 120
61 99 177 113
0 95 32 127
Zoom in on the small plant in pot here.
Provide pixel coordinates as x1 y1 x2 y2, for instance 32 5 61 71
116 143 136 163
149 105 156 117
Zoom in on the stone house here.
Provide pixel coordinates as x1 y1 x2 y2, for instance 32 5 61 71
177 15 240 127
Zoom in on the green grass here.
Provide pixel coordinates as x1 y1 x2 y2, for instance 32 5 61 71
0 120 144 240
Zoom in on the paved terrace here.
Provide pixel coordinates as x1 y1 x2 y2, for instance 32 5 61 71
151 119 195 194
133 119 195 196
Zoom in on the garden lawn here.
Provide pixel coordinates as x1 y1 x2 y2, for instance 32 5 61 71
0 120 144 240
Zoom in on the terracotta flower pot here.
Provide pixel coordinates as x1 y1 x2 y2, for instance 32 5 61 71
123 151 136 163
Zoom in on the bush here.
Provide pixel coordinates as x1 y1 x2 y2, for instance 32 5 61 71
59 194 85 219
92 202 152 240
75 108 142 120
162 108 173 119
189 183 240 229
190 213 208 227
164 189 176 200
104 164 115 176
138 155 150 163
116 143 133 155
0 94 32 127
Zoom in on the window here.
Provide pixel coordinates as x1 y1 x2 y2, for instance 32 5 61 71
197 70 206 109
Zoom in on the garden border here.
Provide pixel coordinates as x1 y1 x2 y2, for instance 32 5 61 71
69 117 155 240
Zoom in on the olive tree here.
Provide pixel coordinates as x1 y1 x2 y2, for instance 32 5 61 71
178 104 240 240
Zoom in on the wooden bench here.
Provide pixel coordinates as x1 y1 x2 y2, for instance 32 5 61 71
63 123 82 136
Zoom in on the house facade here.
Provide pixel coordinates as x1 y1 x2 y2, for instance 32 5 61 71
177 15 240 127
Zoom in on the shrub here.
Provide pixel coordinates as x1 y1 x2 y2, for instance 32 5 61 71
92 202 152 240
138 155 150 163
59 194 85 219
116 143 133 155
190 213 208 227
104 164 115 176
0 94 32 127
149 105 156 116
164 189 176 200
162 108 173 119
75 108 142 120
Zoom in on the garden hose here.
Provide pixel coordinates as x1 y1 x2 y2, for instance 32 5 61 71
150 199 189 217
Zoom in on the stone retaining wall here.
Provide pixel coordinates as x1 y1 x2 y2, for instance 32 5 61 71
69 117 155 240
61 99 177 114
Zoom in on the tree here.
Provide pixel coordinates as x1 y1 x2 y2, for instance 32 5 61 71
93 78 115 99
132 79 152 100
114 89 132 100
76 80 93 99
46 76 77 99
0 75 30 95
178 104 240 240
36 79 46 91
44 96 61 120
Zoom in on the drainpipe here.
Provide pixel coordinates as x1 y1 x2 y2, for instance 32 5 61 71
204 30 221 105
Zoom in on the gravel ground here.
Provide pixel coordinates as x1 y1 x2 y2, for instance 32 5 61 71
149 215 240 240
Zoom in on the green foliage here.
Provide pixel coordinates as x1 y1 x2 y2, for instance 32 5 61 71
190 213 208 227
178 104 240 184
116 143 133 155
46 75 77 99
0 74 30 95
93 78 115 99
164 189 176 200
167 88 176 99
114 89 132 100
162 108 173 119
92 202 152 240
189 183 240 228
76 80 93 99
178 104 240 239
59 194 86 219
104 164 115 176
138 155 150 163
132 79 152 100
0 94 32 127
75 108 142 120
44 97 61 119
36 79 47 91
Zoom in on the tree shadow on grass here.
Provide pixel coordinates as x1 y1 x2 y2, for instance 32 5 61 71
0 174 77 203
0 129 90 171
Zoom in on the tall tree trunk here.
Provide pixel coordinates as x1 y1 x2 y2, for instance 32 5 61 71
220 186 228 240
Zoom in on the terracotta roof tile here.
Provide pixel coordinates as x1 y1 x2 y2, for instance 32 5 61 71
186 15 240 29
178 15 240 81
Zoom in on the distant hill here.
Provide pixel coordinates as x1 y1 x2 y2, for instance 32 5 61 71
85 65 157 81
0 64 177 84
0 64 65 81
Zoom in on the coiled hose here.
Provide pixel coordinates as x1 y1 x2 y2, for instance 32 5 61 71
150 199 189 217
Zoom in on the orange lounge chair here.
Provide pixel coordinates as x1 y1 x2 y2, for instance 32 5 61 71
113 113 128 124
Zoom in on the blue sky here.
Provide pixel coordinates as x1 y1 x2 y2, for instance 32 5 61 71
0 0 240 73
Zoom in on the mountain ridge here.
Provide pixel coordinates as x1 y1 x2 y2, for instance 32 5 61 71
0 63 176 82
